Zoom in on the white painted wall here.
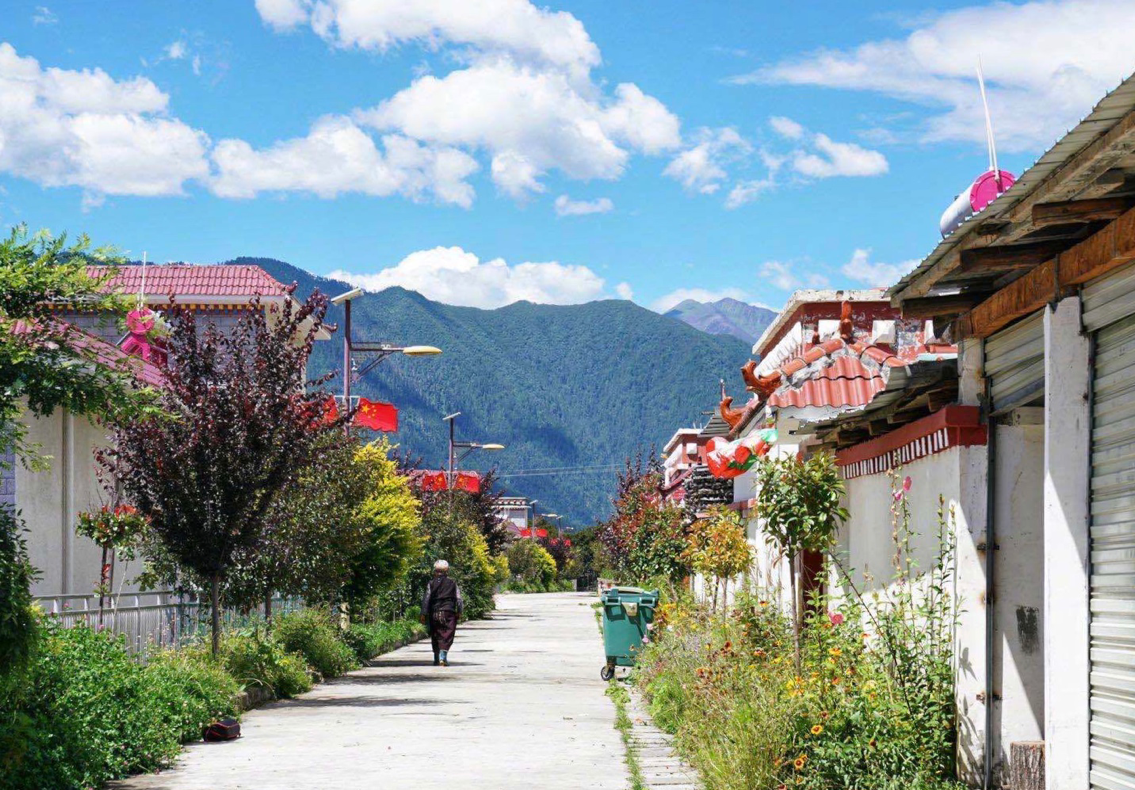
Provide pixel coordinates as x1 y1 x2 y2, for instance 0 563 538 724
990 419 1046 786
17 410 144 598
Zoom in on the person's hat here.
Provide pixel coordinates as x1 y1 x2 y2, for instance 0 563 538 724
433 559 449 571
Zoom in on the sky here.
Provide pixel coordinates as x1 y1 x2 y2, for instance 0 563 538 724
4 0 1135 313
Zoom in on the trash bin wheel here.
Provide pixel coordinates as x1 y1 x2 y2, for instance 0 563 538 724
600 663 615 681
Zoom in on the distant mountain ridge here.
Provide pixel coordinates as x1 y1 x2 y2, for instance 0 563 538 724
238 257 750 526
664 297 776 346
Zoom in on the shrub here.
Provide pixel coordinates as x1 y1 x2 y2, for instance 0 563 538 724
506 539 557 588
343 619 426 663
0 508 38 680
220 629 312 699
272 609 357 678
143 648 241 743
2 622 187 789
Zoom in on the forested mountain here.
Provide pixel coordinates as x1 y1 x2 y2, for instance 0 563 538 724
664 297 776 346
241 258 750 525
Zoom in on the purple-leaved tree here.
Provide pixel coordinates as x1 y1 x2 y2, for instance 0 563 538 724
112 291 345 654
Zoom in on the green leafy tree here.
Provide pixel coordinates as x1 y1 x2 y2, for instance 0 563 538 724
226 430 371 617
113 291 343 654
506 539 557 588
341 440 424 616
0 227 157 677
687 506 752 613
600 453 689 584
755 451 848 673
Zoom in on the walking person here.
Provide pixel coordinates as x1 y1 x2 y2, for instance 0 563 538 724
421 559 463 666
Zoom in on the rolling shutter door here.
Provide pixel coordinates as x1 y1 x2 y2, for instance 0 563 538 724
984 311 1044 415
1090 311 1135 790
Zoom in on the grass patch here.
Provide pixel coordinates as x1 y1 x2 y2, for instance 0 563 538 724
606 680 647 790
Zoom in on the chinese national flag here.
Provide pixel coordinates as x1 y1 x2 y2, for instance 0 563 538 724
322 396 339 426
354 398 398 432
420 471 448 491
455 471 481 493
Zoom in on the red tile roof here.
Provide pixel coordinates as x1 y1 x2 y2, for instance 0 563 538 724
768 355 885 409
89 264 289 298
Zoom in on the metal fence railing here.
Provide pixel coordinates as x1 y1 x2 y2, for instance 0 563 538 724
33 591 303 655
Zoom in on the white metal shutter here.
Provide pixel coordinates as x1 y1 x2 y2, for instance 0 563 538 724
984 311 1045 415
1085 260 1135 332
1090 311 1135 790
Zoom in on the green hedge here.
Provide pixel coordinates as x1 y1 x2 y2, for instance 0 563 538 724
272 609 357 679
343 619 425 663
217 629 313 699
0 622 240 790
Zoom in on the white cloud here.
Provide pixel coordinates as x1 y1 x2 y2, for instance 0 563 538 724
615 282 634 300
769 115 804 140
841 248 918 287
32 6 57 25
359 59 680 198
725 174 776 209
253 0 601 76
209 116 478 205
651 287 751 313
328 246 608 308
0 43 209 199
663 127 751 195
744 0 1135 151
554 194 613 216
165 41 188 60
792 133 888 178
761 260 830 292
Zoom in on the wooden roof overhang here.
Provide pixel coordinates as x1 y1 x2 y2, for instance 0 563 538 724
890 73 1135 339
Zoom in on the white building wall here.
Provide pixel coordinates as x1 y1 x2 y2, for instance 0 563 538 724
17 410 144 598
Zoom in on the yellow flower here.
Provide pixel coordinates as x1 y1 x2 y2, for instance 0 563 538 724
811 724 823 735
863 680 877 691
828 647 842 657
793 754 807 770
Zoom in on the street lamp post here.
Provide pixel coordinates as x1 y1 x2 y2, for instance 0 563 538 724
331 288 441 417
442 411 504 489
527 500 539 539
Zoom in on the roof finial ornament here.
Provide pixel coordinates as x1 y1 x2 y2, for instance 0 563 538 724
839 300 854 343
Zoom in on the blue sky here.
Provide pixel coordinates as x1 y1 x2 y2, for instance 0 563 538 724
4 0 1134 311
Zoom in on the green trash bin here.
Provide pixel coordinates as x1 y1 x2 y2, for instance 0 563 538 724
600 586 659 680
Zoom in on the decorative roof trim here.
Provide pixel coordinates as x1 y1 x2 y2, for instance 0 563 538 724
836 405 985 479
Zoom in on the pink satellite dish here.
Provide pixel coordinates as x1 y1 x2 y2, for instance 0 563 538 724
939 169 1016 237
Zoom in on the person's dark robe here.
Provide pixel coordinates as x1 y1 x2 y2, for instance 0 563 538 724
422 575 462 653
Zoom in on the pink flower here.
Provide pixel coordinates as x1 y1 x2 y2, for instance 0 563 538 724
828 612 844 626
893 475 913 501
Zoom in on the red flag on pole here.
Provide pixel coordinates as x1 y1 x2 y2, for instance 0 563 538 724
354 398 398 432
419 471 448 491
455 471 481 493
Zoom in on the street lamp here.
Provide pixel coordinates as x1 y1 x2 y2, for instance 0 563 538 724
332 287 441 409
442 412 504 488
527 499 539 538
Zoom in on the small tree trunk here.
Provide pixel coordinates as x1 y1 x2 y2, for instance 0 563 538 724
790 552 802 677
264 594 272 623
98 545 109 626
210 575 222 656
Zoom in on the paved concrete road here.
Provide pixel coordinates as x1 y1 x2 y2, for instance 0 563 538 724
113 593 626 790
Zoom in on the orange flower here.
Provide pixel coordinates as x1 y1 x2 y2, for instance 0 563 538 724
828 647 842 658
793 754 807 771
810 724 823 735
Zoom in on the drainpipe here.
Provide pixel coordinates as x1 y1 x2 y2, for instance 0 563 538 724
982 361 998 790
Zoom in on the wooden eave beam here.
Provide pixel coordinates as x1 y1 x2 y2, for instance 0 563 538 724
958 239 1076 273
900 109 1135 300
1032 195 1135 228
956 204 1135 339
901 292 991 319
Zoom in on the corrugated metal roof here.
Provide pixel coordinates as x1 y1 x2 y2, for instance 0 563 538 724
90 264 289 298
890 71 1135 298
769 355 884 409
